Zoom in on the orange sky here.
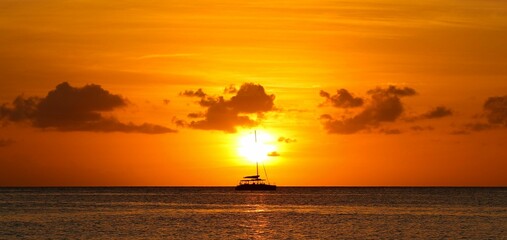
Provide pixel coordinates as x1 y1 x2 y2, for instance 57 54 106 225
1 0 506 186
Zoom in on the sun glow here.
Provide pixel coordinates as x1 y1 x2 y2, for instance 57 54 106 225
237 130 277 163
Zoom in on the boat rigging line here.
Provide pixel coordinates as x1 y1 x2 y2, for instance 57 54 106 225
263 162 270 184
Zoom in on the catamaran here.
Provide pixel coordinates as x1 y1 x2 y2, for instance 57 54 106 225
235 131 276 191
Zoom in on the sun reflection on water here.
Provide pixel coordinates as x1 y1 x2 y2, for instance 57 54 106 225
238 193 272 239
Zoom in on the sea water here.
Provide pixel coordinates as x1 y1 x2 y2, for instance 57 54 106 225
0 187 505 239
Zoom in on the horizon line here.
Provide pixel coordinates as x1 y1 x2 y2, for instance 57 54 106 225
0 185 505 188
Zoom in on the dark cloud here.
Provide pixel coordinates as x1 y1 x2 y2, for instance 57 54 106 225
0 82 175 134
34 82 127 128
322 117 366 134
421 106 453 119
458 95 507 133
319 89 363 108
187 112 203 118
484 95 507 126
189 101 257 133
198 96 223 107
278 137 296 143
0 138 14 147
172 118 187 128
180 88 207 98
223 85 237 94
181 83 275 133
267 151 280 157
321 86 416 134
0 96 39 122
367 85 417 97
405 106 453 122
229 83 275 113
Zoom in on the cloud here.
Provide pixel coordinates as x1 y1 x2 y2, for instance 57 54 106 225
0 96 39 122
420 106 453 119
180 88 207 98
484 95 507 126
198 96 223 107
228 83 275 113
187 112 203 118
458 95 507 133
180 83 275 133
0 82 176 134
278 137 296 143
223 85 237 94
0 138 14 147
267 151 280 157
319 89 363 108
321 85 417 134
172 118 187 128
405 106 453 122
366 85 417 97
188 100 257 132
34 82 127 128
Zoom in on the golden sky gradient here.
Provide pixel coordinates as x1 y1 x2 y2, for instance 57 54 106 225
1 0 506 186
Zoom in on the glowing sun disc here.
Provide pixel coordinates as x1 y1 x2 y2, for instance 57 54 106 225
237 130 276 163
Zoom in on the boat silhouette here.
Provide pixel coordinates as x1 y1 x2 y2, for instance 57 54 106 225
235 130 277 191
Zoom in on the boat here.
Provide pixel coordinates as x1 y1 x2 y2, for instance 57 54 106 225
235 131 277 191
235 175 277 191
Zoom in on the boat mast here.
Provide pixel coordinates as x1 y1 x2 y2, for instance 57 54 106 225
255 130 258 177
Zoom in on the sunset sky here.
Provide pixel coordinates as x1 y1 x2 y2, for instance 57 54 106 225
1 0 506 186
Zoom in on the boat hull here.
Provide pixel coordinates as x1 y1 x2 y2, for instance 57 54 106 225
235 184 277 191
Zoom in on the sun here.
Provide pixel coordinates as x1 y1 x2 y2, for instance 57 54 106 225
237 130 277 163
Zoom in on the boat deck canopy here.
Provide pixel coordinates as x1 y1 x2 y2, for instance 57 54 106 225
243 175 260 179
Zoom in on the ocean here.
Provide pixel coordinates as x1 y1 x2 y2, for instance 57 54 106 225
0 187 505 239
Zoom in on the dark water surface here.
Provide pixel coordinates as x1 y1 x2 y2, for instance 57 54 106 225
0 187 505 239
